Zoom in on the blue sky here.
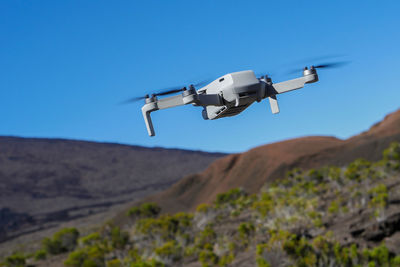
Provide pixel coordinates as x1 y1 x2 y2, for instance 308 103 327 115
1 1 400 153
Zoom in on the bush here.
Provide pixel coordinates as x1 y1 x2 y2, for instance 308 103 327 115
64 249 87 267
252 193 274 217
307 169 324 183
4 252 25 267
127 202 161 218
80 232 101 246
34 249 47 260
43 227 80 254
383 142 400 161
238 222 255 239
106 259 122 267
345 158 372 181
64 245 106 267
111 226 129 249
136 212 193 241
154 240 182 264
196 203 211 213
214 188 247 206
198 249 218 267
195 225 217 249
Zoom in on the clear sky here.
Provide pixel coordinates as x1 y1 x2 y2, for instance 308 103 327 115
1 1 400 153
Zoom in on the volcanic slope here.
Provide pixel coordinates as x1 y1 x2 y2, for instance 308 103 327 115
142 108 400 214
0 137 225 243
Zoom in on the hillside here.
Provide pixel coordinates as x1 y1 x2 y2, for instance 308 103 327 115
6 141 400 267
142 109 400 214
0 137 225 246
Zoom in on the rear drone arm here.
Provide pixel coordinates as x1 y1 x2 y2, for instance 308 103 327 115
263 68 319 114
142 91 223 136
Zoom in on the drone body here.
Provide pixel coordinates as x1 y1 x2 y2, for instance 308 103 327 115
141 67 319 136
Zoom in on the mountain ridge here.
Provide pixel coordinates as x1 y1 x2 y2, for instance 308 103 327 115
138 108 400 214
0 136 225 246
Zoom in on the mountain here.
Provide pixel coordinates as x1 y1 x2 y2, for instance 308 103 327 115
0 137 225 245
18 140 400 267
141 109 400 214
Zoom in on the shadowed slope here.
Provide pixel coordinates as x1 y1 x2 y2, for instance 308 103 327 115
0 137 225 243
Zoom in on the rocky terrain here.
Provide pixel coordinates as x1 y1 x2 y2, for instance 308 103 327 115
0 137 224 251
4 141 400 267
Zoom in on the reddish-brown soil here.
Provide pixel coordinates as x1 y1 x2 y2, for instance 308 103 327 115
141 109 400 214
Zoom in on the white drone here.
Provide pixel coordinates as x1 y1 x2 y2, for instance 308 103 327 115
124 63 344 136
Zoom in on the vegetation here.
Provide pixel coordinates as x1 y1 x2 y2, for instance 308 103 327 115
127 202 161 219
42 227 80 255
2 142 400 266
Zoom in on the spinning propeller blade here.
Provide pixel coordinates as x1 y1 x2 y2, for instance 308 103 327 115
120 79 212 105
287 61 350 75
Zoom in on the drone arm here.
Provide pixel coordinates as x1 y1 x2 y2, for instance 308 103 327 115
271 72 318 94
157 95 185 110
264 71 318 114
271 77 307 94
141 95 188 137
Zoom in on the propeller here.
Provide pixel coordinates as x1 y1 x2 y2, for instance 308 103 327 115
255 72 274 79
120 79 212 104
287 61 350 75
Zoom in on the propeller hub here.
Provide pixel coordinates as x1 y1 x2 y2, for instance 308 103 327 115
145 94 157 104
303 66 316 76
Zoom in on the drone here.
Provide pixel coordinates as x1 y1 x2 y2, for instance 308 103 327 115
124 62 345 136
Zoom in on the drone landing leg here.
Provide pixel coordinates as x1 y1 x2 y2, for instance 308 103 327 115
269 95 280 114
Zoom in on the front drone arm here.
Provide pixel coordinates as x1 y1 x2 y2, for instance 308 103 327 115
263 68 319 114
271 67 319 94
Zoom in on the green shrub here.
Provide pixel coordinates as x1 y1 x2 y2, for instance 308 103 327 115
344 158 372 181
135 212 193 244
106 259 122 267
252 193 274 217
64 245 106 267
196 203 211 213
127 202 161 218
218 253 234 266
328 200 340 214
198 249 218 267
43 227 79 255
238 222 255 238
80 232 101 246
129 259 164 267
34 249 47 260
256 244 272 267
307 169 324 183
4 252 25 267
328 166 342 181
64 249 87 267
214 188 247 206
154 241 182 263
369 184 388 218
111 226 129 249
383 142 400 161
195 225 217 249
